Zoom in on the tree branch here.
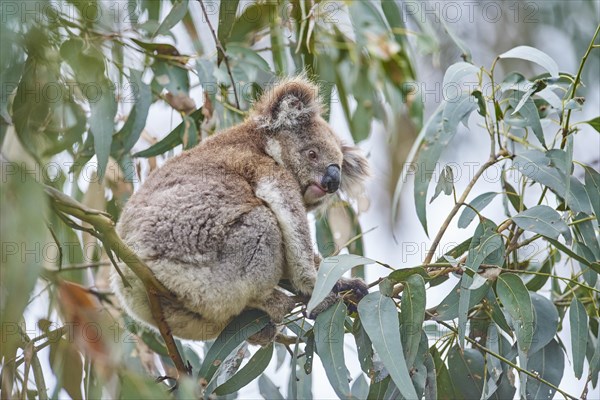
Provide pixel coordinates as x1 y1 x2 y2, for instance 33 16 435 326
44 186 190 377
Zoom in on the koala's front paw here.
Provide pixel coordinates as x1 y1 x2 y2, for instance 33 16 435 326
333 277 369 313
305 291 339 320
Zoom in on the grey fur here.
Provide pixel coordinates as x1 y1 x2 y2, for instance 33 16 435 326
111 76 369 343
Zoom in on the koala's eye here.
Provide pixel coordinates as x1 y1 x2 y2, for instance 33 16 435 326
308 150 318 160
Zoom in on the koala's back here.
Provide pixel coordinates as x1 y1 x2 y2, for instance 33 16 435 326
118 126 269 263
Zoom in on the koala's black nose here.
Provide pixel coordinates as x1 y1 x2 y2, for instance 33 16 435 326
321 164 341 193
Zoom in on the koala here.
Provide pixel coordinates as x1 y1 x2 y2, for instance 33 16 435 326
111 77 370 345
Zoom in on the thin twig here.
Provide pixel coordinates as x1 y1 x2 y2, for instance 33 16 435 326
423 151 506 266
197 0 240 109
46 224 63 269
561 24 600 148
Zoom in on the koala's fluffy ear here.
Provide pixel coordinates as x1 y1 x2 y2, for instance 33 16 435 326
252 76 322 131
340 144 370 198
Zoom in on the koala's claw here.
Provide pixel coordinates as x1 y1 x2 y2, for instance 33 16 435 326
334 277 369 313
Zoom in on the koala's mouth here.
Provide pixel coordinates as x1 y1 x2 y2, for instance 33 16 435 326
304 183 328 203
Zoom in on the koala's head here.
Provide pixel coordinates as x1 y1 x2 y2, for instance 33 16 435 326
252 77 369 210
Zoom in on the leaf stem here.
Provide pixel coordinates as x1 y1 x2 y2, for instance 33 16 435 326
561 24 600 148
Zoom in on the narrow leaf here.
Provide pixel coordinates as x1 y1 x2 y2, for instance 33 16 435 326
154 0 188 37
525 339 564 399
583 165 600 225
314 300 351 399
430 165 454 203
529 293 559 355
213 343 273 395
508 91 545 147
133 108 203 157
448 346 484 399
258 375 284 400
582 116 600 133
306 254 374 316
400 274 426 368
458 192 497 229
430 280 490 321
358 292 418 399
410 105 445 236
512 205 571 244
197 310 269 383
496 274 534 354
498 46 559 77
569 297 588 379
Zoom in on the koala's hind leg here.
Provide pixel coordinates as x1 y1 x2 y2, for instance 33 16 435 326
247 289 296 346
248 289 297 323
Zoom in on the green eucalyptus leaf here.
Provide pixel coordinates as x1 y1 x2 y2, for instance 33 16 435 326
423 352 437 400
472 89 487 117
400 274 426 367
513 150 592 215
481 323 502 400
442 90 478 137
430 165 454 203
525 249 558 291
217 0 239 55
430 280 491 321
569 297 588 379
458 192 497 229
88 79 117 178
315 215 335 257
582 116 600 133
583 165 600 225
447 346 484 399
197 310 269 384
507 91 545 147
498 46 559 77
152 59 189 95
358 292 418 399
351 374 369 399
367 375 390 400
213 343 272 396
306 254 374 316
314 300 351 399
113 69 151 154
133 107 203 157
388 267 430 283
512 205 571 244
154 0 188 37
352 318 374 374
525 339 564 400
529 293 559 355
442 62 479 87
257 375 284 400
411 105 445 236
512 79 547 115
430 346 458 400
119 370 170 400
496 274 534 354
